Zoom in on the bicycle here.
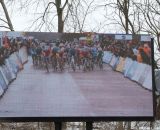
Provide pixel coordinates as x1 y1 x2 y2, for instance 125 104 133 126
57 56 64 72
51 55 58 71
71 55 76 72
44 56 49 72
98 57 103 70
82 57 90 72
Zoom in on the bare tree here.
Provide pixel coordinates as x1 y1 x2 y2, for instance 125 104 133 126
13 0 72 32
117 0 130 34
43 0 70 32
133 0 160 48
64 0 95 33
0 0 14 31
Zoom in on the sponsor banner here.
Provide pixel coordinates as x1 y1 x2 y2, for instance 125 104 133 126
140 35 151 41
115 34 132 40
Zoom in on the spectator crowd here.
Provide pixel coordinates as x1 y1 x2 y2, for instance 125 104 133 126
104 40 151 65
0 37 28 66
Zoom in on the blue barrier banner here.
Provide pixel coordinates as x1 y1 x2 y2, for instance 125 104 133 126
9 52 23 71
138 65 151 85
131 63 147 82
123 57 133 76
125 61 138 79
142 66 152 90
1 65 13 83
5 59 16 80
0 67 9 85
103 51 108 63
103 51 113 64
110 55 119 69
109 55 115 66
0 70 8 90
8 56 19 74
0 84 4 96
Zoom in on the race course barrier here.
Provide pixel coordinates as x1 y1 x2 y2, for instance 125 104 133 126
142 66 152 90
123 57 134 76
125 61 138 79
0 71 8 90
18 46 28 64
103 51 113 64
131 63 147 82
103 51 152 91
0 46 28 97
116 57 125 73
109 55 119 70
0 84 4 97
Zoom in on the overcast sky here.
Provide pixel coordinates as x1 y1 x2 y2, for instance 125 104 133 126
0 0 125 33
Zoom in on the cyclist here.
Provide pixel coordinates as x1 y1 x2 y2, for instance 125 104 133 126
68 44 76 64
97 46 104 69
30 44 37 65
51 44 60 71
52 44 60 56
42 44 51 72
35 44 42 66
91 45 98 64
58 43 65 71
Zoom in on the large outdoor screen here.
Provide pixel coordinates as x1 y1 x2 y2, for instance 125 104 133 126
0 31 154 120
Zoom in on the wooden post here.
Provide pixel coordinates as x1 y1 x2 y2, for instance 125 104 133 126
86 122 93 130
55 122 62 130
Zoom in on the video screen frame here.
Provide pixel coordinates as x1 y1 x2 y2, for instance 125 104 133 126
0 31 156 122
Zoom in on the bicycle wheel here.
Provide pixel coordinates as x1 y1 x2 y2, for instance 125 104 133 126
59 57 64 72
45 61 49 72
52 57 57 71
99 59 103 70
83 58 87 72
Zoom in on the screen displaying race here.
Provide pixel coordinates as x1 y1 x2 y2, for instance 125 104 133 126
0 31 153 118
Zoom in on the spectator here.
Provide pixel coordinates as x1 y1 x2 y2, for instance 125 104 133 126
137 47 143 63
137 44 151 65
143 43 151 58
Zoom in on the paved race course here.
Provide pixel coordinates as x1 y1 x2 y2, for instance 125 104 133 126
0 58 153 117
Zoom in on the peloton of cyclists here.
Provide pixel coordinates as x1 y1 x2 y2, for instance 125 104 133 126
29 40 104 72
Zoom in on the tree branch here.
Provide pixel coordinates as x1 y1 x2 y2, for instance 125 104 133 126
42 2 56 22
62 0 68 9
0 25 10 29
0 18 8 24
